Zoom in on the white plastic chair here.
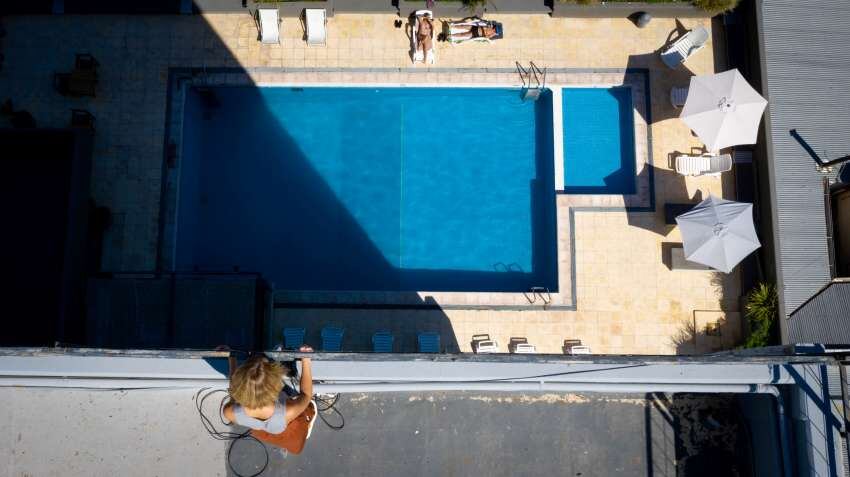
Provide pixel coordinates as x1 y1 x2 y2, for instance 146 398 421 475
512 343 536 354
567 345 592 355
675 153 733 176
660 26 709 69
474 339 499 354
671 86 689 108
258 8 280 44
305 8 327 46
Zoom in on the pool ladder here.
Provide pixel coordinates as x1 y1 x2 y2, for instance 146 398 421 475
517 61 547 101
525 286 552 308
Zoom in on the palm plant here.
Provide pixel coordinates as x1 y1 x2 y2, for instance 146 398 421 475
742 283 778 348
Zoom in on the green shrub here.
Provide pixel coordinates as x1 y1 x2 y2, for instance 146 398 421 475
692 0 740 13
462 0 488 9
742 283 778 348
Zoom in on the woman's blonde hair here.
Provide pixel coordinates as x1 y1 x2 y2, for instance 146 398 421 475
229 355 285 409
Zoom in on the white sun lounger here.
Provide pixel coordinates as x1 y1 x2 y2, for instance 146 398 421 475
305 8 327 46
675 153 733 176
671 86 689 108
411 10 435 65
567 345 592 355
512 343 536 354
474 339 499 354
258 8 280 44
660 26 709 69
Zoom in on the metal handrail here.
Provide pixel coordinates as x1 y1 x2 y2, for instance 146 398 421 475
517 62 547 102
515 61 534 89
529 286 552 306
529 61 547 90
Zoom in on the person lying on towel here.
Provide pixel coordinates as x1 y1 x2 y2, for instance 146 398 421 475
418 16 434 57
452 23 498 41
223 347 317 454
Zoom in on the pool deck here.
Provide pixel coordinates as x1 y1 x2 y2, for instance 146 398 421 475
0 12 740 354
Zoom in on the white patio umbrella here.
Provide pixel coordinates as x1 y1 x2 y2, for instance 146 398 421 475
675 195 761 273
680 69 768 152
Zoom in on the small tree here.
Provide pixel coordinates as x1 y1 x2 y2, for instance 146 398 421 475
742 283 778 348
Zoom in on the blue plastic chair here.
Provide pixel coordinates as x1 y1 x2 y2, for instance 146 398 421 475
321 326 345 352
372 330 394 353
282 327 305 350
417 331 440 353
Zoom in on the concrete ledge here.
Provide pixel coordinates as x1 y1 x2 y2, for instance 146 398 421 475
276 1 333 17
551 2 708 18
485 0 551 14
192 0 334 16
398 0 550 17
334 0 396 13
397 1 477 18
190 0 705 18
0 352 807 385
191 0 246 12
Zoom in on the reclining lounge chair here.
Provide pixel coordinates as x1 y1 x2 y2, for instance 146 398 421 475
305 8 327 46
258 8 280 44
674 153 733 176
411 10 435 65
447 17 503 45
660 26 709 69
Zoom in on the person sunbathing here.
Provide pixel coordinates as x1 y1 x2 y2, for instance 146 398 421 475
451 23 498 41
417 16 434 55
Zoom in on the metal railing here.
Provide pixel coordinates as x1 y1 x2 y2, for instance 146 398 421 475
516 61 547 101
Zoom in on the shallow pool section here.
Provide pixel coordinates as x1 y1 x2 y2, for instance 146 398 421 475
562 87 636 194
177 87 557 293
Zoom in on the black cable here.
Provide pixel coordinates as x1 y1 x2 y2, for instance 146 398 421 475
314 393 345 431
195 388 269 477
287 363 345 432
196 386 346 477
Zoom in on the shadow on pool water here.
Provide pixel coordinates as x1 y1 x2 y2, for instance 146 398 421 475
175 85 558 294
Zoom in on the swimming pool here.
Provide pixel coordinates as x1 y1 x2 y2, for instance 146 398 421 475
562 87 637 195
176 86 558 293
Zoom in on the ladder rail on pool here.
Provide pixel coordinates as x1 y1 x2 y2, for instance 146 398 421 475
524 286 552 307
516 61 547 102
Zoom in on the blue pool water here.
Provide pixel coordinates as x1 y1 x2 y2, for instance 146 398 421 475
177 87 557 292
562 87 636 194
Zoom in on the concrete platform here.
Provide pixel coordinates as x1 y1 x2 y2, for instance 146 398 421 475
1 387 748 476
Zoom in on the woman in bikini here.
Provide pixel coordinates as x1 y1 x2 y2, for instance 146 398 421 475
451 23 498 41
417 16 434 56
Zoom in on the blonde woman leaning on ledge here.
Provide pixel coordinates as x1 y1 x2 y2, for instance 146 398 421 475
223 347 317 454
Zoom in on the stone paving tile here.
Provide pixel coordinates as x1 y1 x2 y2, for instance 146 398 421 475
0 13 738 354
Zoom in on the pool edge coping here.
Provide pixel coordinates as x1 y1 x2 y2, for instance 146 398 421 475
156 67 656 312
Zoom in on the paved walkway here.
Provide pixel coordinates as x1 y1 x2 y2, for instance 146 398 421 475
0 13 741 354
